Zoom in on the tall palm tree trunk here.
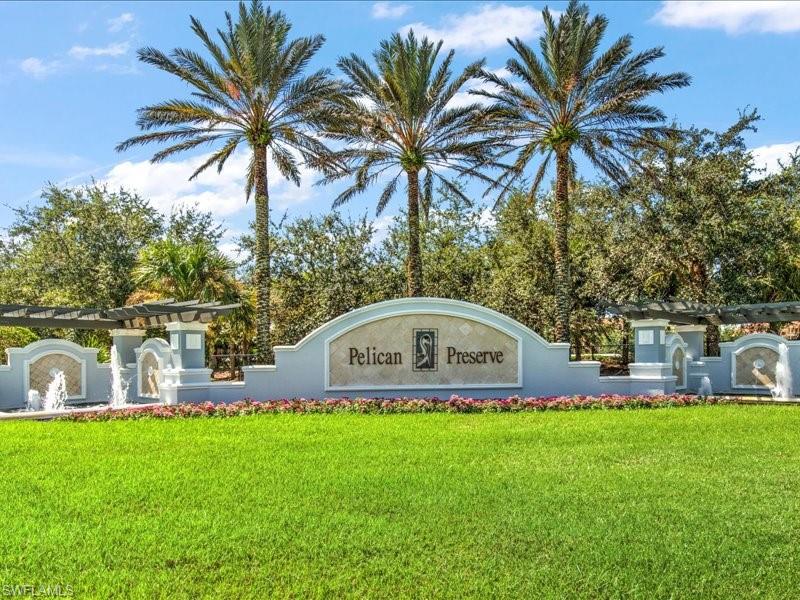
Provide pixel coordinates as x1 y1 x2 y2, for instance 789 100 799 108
689 259 719 356
553 148 571 343
253 144 272 362
406 169 423 296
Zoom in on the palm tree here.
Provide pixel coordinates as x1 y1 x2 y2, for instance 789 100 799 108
321 31 498 296
132 239 240 303
116 0 342 361
477 0 689 342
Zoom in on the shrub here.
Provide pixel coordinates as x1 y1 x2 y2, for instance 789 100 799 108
0 327 38 363
62 394 720 422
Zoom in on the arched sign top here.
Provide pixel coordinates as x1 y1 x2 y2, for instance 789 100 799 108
275 297 564 354
270 298 568 392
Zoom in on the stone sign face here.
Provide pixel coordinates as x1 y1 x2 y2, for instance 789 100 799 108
327 313 520 389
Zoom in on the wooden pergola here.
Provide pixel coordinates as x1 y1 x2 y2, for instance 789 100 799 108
0 299 239 330
607 300 800 326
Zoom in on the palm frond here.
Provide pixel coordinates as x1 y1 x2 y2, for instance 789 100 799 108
477 0 690 196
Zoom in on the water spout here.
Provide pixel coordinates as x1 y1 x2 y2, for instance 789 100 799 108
771 343 793 400
26 390 42 411
42 369 67 411
108 345 129 409
698 376 713 397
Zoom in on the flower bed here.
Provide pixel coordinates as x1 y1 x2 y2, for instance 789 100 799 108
62 394 721 421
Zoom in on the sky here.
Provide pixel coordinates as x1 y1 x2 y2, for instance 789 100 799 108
0 0 799 255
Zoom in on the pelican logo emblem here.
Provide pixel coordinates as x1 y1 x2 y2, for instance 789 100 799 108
413 329 438 371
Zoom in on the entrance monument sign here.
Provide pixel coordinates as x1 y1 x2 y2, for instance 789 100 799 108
327 313 520 389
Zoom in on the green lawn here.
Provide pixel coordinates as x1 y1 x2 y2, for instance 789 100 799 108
1 406 799 599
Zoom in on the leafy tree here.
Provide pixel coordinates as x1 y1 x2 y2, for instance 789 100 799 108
481 190 557 338
116 0 343 361
589 112 800 352
0 184 161 309
0 327 38 364
131 239 255 366
478 0 690 342
322 31 497 296
166 205 225 245
270 213 397 344
382 187 490 302
209 287 257 357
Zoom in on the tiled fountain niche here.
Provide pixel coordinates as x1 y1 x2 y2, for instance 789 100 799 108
0 339 108 410
732 340 781 390
685 332 799 396
27 349 85 399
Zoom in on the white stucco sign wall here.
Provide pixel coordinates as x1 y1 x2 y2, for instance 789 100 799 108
153 298 681 404
327 313 521 390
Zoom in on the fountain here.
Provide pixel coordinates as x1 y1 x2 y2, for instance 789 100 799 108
26 390 42 411
42 368 67 411
108 344 129 409
698 376 713 397
771 343 793 400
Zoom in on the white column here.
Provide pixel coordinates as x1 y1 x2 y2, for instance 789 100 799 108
110 329 146 367
630 319 669 364
165 322 209 370
674 325 706 361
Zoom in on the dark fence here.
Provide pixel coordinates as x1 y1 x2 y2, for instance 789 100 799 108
572 343 632 376
209 353 259 381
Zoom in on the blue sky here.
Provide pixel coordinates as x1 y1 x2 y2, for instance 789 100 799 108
1 1 799 254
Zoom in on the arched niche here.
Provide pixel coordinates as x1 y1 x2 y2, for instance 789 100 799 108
666 333 688 390
136 338 171 400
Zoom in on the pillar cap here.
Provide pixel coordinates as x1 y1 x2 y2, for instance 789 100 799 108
674 325 707 333
165 321 209 332
630 319 670 329
110 328 146 337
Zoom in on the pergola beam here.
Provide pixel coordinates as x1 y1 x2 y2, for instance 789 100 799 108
0 299 238 330
0 316 122 330
608 299 800 326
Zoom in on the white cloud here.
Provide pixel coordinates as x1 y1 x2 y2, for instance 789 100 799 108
371 214 397 244
400 4 544 52
93 62 139 75
103 150 320 217
750 141 800 176
219 241 243 260
19 57 62 78
18 40 132 79
653 1 800 34
218 228 248 260
107 12 135 33
372 2 411 19
68 42 129 60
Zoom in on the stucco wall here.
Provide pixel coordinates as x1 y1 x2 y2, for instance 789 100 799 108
686 332 799 396
166 298 677 403
0 339 112 410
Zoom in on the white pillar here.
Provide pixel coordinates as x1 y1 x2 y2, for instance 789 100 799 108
160 322 213 404
110 329 146 367
630 319 670 363
674 325 706 361
165 322 209 370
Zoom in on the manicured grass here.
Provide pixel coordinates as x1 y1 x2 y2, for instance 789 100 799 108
1 406 799 598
